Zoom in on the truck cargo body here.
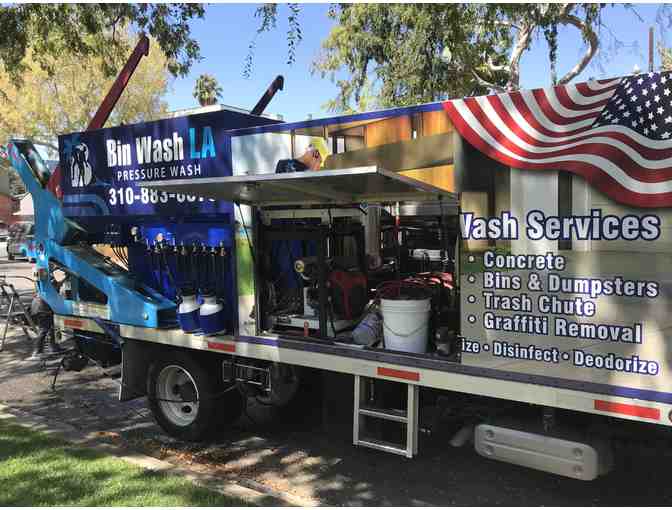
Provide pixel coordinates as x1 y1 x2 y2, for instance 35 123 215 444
9 72 672 480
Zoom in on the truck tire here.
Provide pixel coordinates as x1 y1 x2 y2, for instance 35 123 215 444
147 352 243 441
273 366 323 421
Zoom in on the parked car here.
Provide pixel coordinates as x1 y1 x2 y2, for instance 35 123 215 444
7 221 35 261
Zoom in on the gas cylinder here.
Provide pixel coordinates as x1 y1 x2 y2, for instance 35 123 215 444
177 287 200 333
199 292 226 335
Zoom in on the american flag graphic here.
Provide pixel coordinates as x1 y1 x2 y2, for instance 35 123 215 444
443 71 672 208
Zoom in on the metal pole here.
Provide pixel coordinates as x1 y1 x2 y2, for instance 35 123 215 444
649 26 654 73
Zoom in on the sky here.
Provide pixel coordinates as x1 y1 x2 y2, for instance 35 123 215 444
166 3 671 122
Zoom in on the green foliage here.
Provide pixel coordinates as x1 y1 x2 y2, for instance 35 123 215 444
0 4 204 82
0 28 170 141
248 3 651 112
286 4 303 66
315 4 503 109
314 4 610 110
243 5 278 79
0 28 170 195
244 3 302 79
193 73 223 106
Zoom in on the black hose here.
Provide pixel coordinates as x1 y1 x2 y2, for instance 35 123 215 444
156 245 164 294
191 244 199 292
147 242 161 290
159 244 178 299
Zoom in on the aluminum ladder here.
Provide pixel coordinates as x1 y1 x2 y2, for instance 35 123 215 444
0 278 36 352
353 374 419 458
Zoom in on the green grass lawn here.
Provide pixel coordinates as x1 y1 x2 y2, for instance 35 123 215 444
0 419 248 506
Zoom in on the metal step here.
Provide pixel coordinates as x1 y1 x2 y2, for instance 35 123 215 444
355 437 409 457
353 374 419 458
474 424 611 480
359 405 408 423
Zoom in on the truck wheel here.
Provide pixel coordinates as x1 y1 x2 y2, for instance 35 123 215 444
147 353 243 441
271 366 323 422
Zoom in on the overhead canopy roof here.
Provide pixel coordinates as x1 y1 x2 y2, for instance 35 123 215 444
140 166 456 207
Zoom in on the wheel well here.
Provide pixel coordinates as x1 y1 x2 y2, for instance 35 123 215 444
120 340 229 402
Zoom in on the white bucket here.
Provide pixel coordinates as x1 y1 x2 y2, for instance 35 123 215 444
380 298 431 353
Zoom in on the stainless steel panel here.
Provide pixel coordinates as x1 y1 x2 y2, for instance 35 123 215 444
394 200 458 217
474 424 606 480
140 166 455 206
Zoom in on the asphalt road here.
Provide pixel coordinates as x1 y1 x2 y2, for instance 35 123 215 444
1 255 672 505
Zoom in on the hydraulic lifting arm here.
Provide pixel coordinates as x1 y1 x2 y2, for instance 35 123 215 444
251 75 284 116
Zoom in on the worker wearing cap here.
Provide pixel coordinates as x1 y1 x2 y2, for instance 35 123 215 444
275 144 325 173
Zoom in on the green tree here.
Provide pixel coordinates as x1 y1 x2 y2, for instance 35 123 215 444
192 74 223 107
0 4 204 82
248 3 650 111
0 29 171 194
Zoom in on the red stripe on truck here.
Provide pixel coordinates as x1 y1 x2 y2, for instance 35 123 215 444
594 399 660 420
377 367 420 382
207 341 235 353
63 319 84 328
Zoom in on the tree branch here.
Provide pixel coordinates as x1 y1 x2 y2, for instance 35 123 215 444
494 20 522 31
472 70 507 94
506 23 533 90
556 11 599 84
